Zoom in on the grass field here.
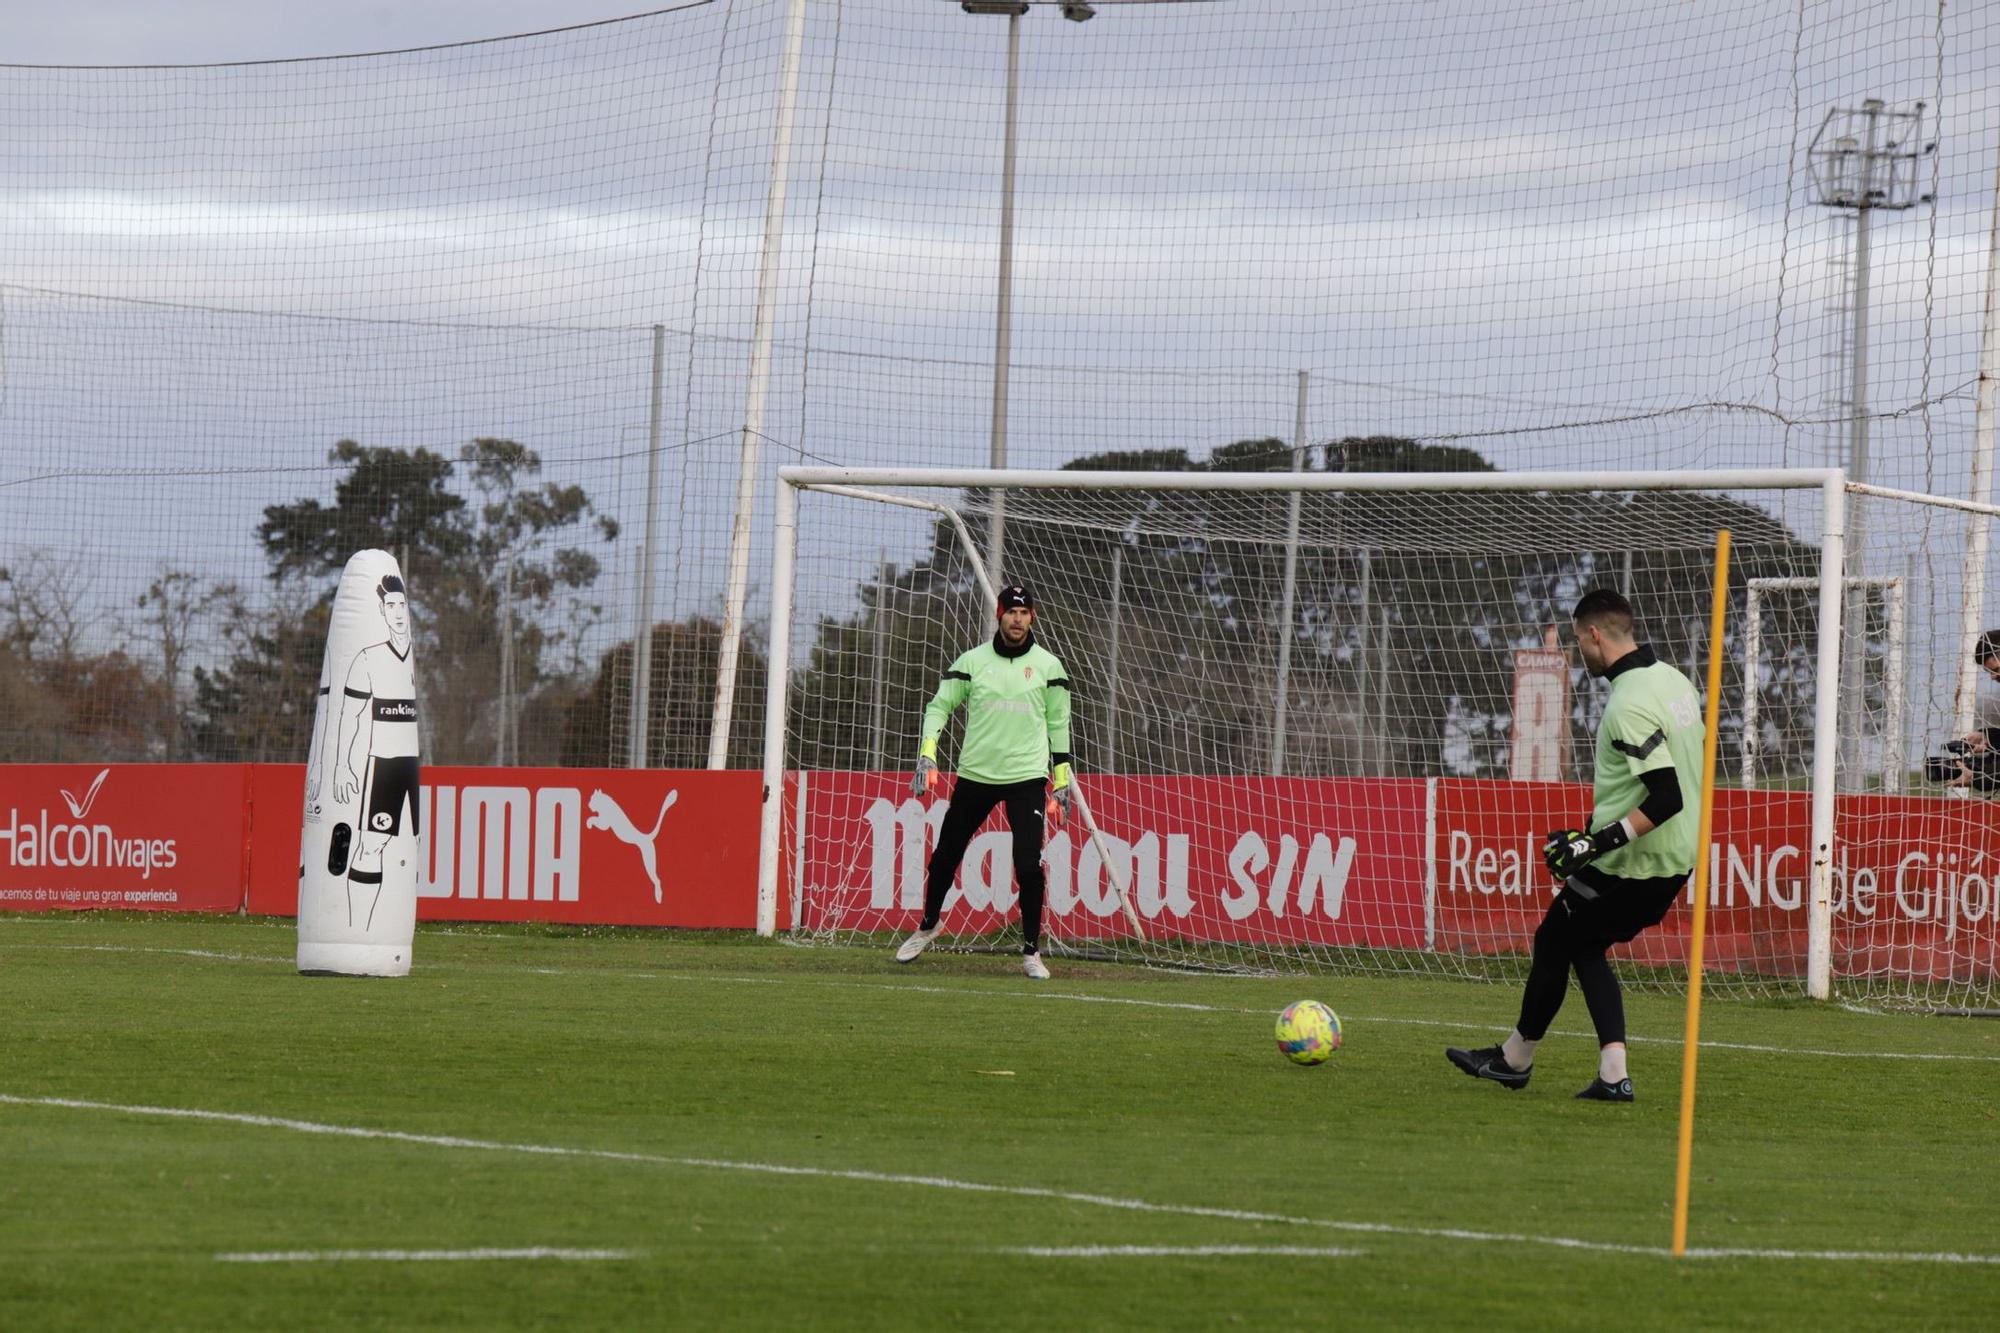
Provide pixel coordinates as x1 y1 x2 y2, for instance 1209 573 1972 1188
2 914 1996 1330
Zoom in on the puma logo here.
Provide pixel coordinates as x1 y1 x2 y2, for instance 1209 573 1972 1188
586 788 678 904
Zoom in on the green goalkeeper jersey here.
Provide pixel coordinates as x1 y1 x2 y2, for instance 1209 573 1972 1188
1590 646 1704 880
922 633 1072 785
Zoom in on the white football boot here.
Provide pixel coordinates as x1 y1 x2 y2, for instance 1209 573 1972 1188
895 925 942 963
1022 952 1051 981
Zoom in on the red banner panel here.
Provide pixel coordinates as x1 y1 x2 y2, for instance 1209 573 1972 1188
1432 779 1999 980
798 772 1431 947
0 764 247 914
5 760 1991 983
1826 793 2000 983
247 766 767 928
1429 778 1578 957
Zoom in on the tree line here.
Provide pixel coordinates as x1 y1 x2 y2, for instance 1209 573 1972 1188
790 436 1843 784
0 437 768 770
0 432 1852 781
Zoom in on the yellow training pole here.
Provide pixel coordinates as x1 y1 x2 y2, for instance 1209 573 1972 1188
1672 528 1731 1257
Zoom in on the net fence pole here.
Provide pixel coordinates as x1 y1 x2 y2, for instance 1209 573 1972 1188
1885 566 1907 793
711 0 810 771
1105 540 1123 774
1357 546 1373 766
1270 370 1308 775
870 549 887 764
1741 582 1763 789
1956 145 2000 737
629 324 666 769
498 554 515 766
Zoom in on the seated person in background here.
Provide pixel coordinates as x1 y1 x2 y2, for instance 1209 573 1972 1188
1941 631 2000 791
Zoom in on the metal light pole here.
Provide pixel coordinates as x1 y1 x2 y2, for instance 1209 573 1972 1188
960 1 1096 580
963 2 1037 579
1807 100 1932 783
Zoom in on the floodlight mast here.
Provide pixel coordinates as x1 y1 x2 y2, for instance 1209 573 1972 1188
1806 99 1932 782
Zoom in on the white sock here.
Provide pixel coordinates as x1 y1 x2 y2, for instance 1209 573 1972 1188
1598 1043 1628 1083
1501 1030 1538 1071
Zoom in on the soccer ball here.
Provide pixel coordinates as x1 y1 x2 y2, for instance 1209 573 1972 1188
1274 1000 1342 1066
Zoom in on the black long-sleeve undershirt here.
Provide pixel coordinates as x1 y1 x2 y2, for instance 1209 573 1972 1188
1634 764 1682 828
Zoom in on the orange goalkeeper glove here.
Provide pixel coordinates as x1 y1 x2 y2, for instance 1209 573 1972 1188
912 739 941 798
1046 762 1073 831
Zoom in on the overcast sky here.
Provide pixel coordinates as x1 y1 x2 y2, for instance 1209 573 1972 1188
5 3 651 65
3 1 1996 755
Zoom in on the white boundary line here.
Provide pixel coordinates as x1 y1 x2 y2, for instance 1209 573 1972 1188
1003 1245 1366 1259
216 1247 634 1264
9 939 1998 1064
4 1092 1996 1268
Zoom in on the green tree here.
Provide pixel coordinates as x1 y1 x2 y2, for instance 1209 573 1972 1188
196 437 616 764
187 582 328 764
562 616 767 769
135 566 231 761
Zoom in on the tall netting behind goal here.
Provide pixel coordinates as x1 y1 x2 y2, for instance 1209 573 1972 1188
767 466 1876 1000
1825 484 2000 1011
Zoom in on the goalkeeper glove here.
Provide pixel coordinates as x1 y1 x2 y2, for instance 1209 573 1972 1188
1046 762 1073 830
912 739 940 798
1541 821 1631 882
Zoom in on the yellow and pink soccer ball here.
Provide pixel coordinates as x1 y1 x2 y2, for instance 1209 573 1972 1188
1274 1000 1342 1066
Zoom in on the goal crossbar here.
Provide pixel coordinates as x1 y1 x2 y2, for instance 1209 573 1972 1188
777 466 1845 496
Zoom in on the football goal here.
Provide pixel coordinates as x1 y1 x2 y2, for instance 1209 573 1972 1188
757 464 1998 1008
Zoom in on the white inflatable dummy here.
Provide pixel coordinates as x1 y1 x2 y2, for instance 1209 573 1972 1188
297 550 421 976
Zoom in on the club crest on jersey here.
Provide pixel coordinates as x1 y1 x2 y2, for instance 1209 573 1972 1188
1024 666 1034 678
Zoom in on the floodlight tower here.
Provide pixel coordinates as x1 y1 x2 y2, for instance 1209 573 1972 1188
956 2 1225 581
1806 99 1932 781
1807 100 1931 496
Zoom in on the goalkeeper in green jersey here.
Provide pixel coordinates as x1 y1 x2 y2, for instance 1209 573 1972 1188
1447 588 1703 1102
895 582 1073 980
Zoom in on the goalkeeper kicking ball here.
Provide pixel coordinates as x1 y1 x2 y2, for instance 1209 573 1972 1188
1274 1000 1342 1066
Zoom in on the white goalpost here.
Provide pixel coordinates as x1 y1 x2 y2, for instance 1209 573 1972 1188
757 463 1998 1008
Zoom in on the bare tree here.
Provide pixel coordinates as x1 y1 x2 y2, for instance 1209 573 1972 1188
135 567 231 760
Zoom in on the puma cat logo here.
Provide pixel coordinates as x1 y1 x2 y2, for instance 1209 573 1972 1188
586 788 678 903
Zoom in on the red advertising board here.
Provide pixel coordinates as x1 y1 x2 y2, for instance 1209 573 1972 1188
246 765 768 928
802 773 1997 982
3 761 1993 983
1406 779 1998 981
0 764 248 914
798 772 1431 948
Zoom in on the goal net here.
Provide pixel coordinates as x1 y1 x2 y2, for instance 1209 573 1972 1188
762 464 2000 1009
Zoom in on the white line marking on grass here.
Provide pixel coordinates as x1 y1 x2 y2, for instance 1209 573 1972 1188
1003 1245 1365 1259
6 1092 1998 1268
216 1247 634 1264
9 941 1997 1064
72 943 281 964
8 942 288 966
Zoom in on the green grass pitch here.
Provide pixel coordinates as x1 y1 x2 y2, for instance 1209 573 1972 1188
2 914 1996 1330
